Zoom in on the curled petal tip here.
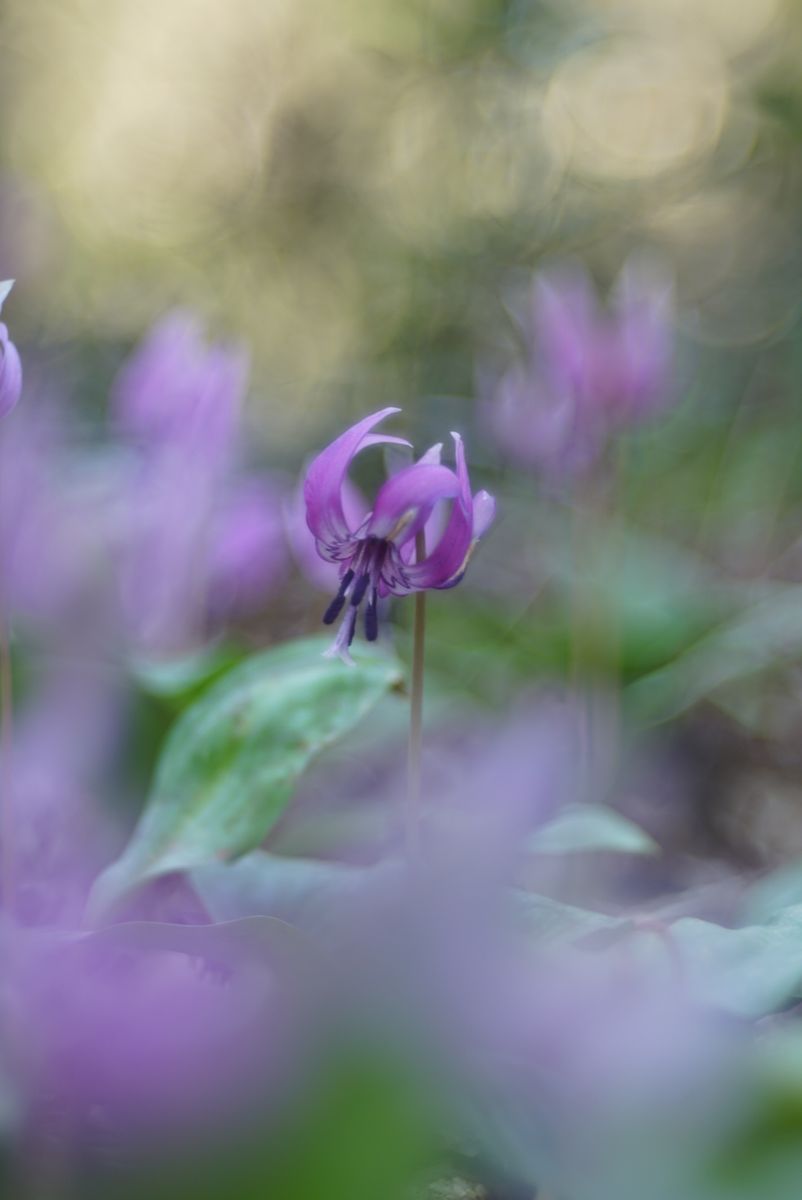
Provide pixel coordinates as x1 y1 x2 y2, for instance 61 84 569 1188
304 407 404 552
472 490 496 539
416 442 443 466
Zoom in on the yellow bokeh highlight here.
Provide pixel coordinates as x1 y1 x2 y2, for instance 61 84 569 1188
543 35 729 181
0 0 794 437
590 0 782 57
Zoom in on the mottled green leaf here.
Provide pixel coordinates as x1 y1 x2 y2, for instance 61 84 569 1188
87 636 403 922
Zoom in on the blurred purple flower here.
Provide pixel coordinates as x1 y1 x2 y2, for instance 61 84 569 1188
0 403 117 632
321 706 740 1197
116 451 215 654
489 257 673 481
0 404 58 620
304 408 496 661
111 309 248 472
3 924 293 1147
6 665 124 927
0 280 22 419
117 456 290 654
207 476 289 618
111 313 288 655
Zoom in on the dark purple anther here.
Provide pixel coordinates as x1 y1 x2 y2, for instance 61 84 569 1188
323 568 354 625
350 572 371 608
365 590 379 641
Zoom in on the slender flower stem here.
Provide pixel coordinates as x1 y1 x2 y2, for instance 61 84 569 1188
0 606 14 916
406 530 427 860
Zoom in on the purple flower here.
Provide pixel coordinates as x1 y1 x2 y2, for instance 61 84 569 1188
3 922 293 1145
111 309 248 472
207 476 289 618
303 408 495 661
6 664 124 927
0 402 115 631
117 451 218 653
117 456 289 655
490 257 673 481
111 313 287 655
0 280 22 419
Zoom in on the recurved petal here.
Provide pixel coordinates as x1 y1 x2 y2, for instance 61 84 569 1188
303 407 401 549
286 475 368 591
366 462 460 546
396 433 475 591
403 437 496 592
402 501 473 592
431 487 497 590
0 323 22 418
452 431 471 507
472 490 496 538
359 433 413 453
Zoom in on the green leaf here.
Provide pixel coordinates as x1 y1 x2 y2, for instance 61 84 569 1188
87 636 403 922
131 641 242 702
670 904 802 1017
192 851 389 932
512 890 628 942
528 804 659 856
628 584 802 724
741 860 802 926
514 891 802 1018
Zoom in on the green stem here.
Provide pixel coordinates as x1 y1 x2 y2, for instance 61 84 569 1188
406 531 427 859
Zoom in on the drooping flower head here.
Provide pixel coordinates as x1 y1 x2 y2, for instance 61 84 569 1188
304 408 495 661
489 256 673 481
0 279 22 419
